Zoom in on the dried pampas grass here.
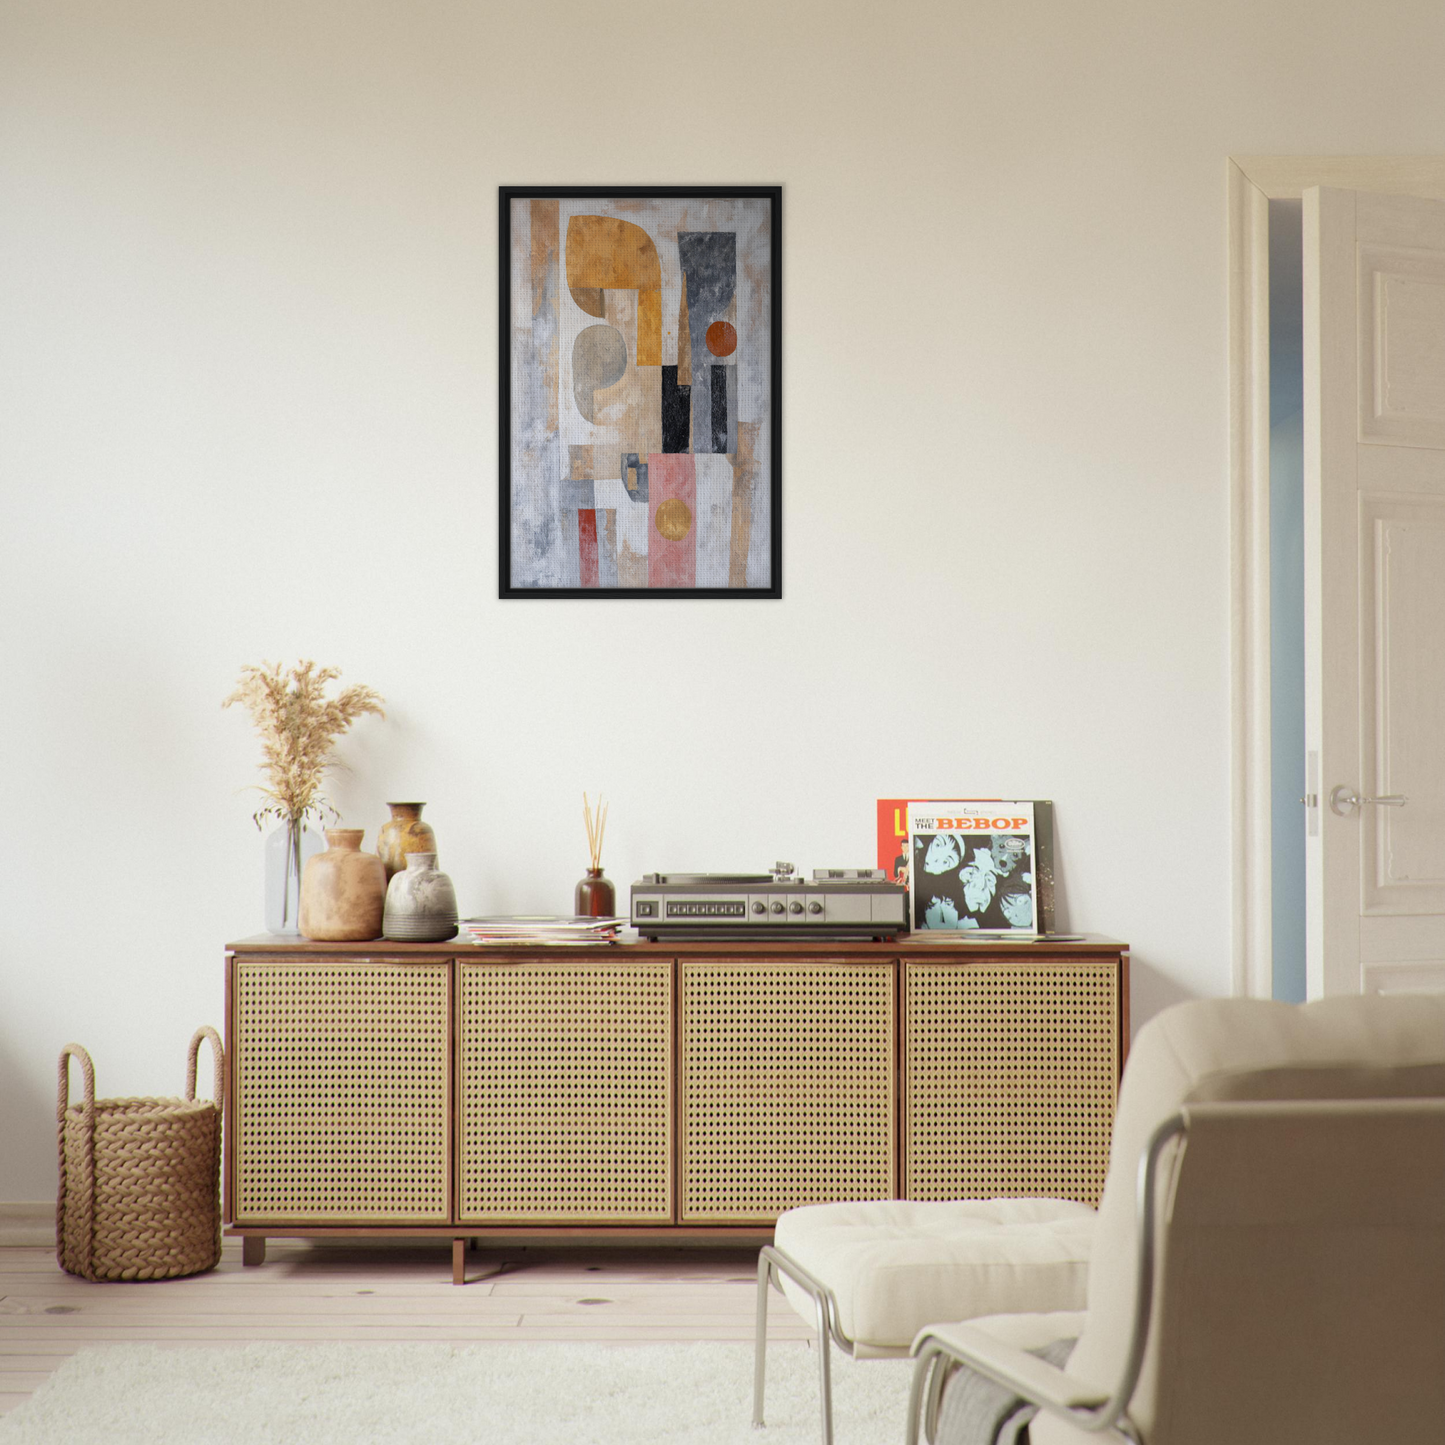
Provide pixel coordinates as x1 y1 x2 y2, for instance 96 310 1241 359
223 660 385 828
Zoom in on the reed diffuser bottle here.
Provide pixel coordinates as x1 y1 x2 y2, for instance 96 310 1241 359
575 792 616 917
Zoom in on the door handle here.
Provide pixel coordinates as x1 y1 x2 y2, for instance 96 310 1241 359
1329 786 1408 816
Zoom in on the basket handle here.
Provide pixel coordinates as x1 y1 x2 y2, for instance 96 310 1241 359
57 1043 95 1125
185 1026 225 1108
56 1043 98 1277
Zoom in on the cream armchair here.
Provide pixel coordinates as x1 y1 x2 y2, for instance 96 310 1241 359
754 1197 1096 1444
907 993 1445 1445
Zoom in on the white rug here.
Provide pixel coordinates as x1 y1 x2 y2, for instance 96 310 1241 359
0 1341 914 1444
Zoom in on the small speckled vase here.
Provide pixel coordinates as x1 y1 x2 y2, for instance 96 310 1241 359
383 853 459 942
299 829 386 941
376 802 438 881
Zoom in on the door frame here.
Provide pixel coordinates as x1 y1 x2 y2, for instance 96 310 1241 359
1228 157 1445 998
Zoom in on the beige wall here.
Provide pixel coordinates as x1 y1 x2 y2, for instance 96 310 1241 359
3 0 1443 1197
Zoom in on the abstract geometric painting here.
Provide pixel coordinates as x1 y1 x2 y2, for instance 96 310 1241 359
500 187 781 597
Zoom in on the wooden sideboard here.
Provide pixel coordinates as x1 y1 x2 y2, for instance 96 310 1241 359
224 935 1128 1281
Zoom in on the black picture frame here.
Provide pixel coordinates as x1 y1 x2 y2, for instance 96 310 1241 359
499 186 782 599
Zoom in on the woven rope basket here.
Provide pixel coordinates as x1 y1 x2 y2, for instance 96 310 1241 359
56 1027 224 1282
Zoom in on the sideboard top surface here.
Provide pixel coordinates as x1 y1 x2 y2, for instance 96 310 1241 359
227 932 1127 959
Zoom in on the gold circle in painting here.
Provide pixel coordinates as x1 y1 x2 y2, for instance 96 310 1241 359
654 498 693 541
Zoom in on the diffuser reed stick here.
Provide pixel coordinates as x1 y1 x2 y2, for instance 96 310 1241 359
582 791 608 870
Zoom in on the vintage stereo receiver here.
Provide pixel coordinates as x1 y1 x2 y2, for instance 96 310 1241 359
631 864 907 940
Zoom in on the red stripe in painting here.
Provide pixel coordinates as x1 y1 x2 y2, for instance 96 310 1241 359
647 454 696 588
578 508 599 587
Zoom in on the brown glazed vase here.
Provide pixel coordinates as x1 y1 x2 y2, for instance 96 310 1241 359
376 802 438 881
574 867 617 918
299 829 386 941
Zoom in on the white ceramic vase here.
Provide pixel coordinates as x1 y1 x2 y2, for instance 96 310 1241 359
383 853 458 942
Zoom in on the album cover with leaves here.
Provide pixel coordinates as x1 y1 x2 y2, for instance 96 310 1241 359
897 799 1056 934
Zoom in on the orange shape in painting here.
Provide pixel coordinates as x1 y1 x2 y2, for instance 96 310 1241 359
566 215 662 365
705 321 737 357
654 497 694 541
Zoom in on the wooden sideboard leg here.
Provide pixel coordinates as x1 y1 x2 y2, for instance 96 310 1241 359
241 1236 266 1268
452 1237 465 1286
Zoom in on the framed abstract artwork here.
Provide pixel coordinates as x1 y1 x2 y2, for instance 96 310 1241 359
500 186 782 598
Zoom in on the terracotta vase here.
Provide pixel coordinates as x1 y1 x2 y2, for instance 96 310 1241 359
299 829 385 941
376 802 438 881
574 867 616 918
383 853 459 942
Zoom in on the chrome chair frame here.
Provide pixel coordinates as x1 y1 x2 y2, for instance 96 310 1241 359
753 1243 873 1445
904 1114 1187 1445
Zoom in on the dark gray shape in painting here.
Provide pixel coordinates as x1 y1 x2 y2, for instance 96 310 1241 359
724 364 738 453
572 324 628 423
677 232 736 453
677 233 736 329
622 453 649 503
710 365 728 453
661 365 691 453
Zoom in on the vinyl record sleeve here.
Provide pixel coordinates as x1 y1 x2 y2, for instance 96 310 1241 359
877 798 1055 934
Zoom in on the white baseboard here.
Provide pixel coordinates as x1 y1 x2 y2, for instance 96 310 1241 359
0 1202 54 1247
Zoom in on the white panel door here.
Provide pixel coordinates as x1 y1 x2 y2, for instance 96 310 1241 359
1305 187 1445 996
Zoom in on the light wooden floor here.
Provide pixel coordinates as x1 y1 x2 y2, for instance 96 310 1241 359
0 1239 812 1416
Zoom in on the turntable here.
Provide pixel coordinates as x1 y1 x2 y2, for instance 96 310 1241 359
630 863 906 940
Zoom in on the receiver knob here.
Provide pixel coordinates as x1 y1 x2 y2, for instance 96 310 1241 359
808 901 823 915
770 901 785 915
789 901 804 915
752 901 766 914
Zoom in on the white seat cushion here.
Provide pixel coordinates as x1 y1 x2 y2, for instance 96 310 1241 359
772 1198 1096 1355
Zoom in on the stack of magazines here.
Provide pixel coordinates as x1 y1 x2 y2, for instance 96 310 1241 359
458 915 627 946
